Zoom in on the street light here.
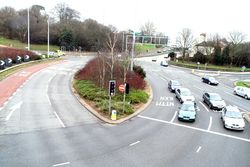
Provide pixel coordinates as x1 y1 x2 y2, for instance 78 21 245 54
130 31 135 71
41 10 50 56
27 7 30 50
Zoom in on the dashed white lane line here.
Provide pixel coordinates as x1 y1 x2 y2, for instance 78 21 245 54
53 162 70 167
199 101 209 112
129 141 141 146
207 116 212 131
196 146 202 153
47 94 52 106
170 111 178 123
54 111 65 128
137 115 250 143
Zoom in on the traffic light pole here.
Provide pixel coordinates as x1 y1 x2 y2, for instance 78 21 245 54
122 88 126 113
109 95 112 115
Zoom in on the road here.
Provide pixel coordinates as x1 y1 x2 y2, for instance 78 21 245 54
0 55 249 167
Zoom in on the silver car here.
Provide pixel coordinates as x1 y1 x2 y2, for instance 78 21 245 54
234 86 250 100
175 88 195 103
221 106 245 131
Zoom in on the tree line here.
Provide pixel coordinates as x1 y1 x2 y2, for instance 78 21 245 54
0 3 121 51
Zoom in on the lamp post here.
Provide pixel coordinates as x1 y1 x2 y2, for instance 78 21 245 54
130 31 135 71
41 9 50 56
27 7 30 50
47 15 50 56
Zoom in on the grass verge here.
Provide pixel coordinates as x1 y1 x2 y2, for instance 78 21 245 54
169 61 250 72
0 37 59 51
235 81 250 88
73 79 149 119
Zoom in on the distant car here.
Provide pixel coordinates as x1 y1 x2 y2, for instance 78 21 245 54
233 86 250 100
175 88 195 103
160 60 168 67
202 76 219 85
178 101 198 122
202 92 226 110
168 80 181 92
152 57 157 62
221 106 245 131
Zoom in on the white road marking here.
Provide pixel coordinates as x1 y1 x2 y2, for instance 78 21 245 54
196 146 202 153
54 111 65 128
137 115 250 143
170 111 178 123
5 102 22 121
129 141 141 146
47 94 52 106
53 162 70 167
207 116 212 131
160 77 167 81
199 101 209 112
224 91 235 97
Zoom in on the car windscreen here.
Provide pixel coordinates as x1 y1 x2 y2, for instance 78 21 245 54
182 90 191 96
210 94 222 101
181 103 195 111
172 81 180 86
225 111 242 119
209 77 216 81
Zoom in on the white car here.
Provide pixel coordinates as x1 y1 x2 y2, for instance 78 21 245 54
221 106 245 131
234 86 250 99
175 88 195 103
160 60 168 67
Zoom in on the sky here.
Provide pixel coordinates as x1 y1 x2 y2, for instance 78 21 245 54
1 0 250 44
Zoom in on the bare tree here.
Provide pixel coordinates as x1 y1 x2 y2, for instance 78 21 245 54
228 31 246 66
106 26 118 80
140 21 156 36
176 28 194 58
52 3 80 23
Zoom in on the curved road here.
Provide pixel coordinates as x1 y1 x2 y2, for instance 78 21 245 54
0 56 249 167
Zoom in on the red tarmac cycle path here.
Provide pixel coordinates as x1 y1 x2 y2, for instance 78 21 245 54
0 61 64 107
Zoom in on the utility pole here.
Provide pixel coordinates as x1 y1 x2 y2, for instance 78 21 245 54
130 31 135 71
27 7 30 51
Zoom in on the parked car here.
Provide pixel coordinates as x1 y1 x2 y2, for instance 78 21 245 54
233 86 250 100
168 80 181 92
221 106 245 131
178 101 198 122
202 92 226 110
202 76 219 85
175 88 195 103
160 60 168 67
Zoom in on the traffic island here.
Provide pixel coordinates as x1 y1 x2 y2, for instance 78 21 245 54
71 79 153 124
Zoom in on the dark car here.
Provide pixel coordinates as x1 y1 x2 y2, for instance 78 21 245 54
202 92 226 110
202 76 219 85
168 80 181 92
178 101 199 122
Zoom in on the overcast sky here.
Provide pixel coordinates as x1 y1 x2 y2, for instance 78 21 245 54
1 0 250 43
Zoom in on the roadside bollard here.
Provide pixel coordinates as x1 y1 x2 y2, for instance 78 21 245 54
111 110 117 121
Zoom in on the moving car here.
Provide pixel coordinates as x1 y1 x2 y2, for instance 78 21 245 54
168 80 181 92
178 101 198 122
160 60 168 67
175 88 195 103
221 106 245 131
233 86 250 100
202 76 219 85
202 92 226 110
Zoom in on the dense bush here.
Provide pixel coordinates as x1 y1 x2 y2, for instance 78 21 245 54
133 65 146 79
75 57 146 90
0 47 38 60
74 79 148 116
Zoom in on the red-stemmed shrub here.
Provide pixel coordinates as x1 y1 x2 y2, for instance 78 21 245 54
0 47 38 60
75 57 146 90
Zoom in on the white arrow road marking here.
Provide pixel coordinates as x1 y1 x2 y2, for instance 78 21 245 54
5 102 22 121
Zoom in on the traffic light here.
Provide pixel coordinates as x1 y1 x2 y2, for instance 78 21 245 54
125 83 129 94
109 80 116 96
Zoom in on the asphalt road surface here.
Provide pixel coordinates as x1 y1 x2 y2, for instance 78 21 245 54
0 56 249 167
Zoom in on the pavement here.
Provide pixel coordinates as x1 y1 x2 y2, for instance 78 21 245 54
0 60 64 108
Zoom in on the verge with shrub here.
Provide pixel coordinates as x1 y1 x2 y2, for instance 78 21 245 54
73 57 150 120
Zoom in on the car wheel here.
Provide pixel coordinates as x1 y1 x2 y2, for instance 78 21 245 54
208 81 211 85
209 103 212 109
244 95 248 99
233 91 237 95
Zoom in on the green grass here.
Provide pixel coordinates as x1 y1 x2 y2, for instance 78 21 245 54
135 43 156 54
74 79 149 118
235 81 250 88
0 37 59 51
169 61 250 72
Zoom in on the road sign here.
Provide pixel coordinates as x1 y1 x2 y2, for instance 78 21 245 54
119 84 125 92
